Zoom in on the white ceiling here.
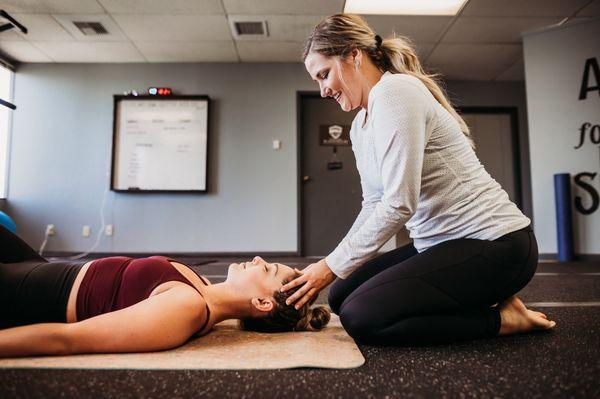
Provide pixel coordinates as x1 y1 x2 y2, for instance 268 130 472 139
0 0 598 81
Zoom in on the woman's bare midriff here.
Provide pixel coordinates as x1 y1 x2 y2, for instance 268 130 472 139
65 260 209 323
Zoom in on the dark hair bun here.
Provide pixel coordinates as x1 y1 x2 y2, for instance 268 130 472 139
305 306 331 331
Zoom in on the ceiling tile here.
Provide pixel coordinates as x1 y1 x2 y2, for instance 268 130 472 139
495 59 525 82
0 40 52 61
32 41 146 62
52 14 129 41
443 16 562 43
5 14 75 41
412 43 436 61
576 0 600 16
136 41 238 62
237 41 304 62
0 30 25 41
0 0 104 14
426 43 522 81
363 15 452 43
461 0 592 17
223 0 343 15
230 15 322 42
236 39 434 63
112 14 231 41
520 16 595 37
570 16 598 22
98 0 225 15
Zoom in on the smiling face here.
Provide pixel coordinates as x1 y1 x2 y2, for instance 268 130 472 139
226 256 296 300
304 51 364 112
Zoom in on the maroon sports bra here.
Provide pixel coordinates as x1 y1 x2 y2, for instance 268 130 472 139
76 256 210 332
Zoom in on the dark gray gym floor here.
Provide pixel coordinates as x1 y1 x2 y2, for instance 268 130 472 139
0 258 598 398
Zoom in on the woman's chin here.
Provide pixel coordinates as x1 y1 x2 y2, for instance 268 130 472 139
225 263 237 279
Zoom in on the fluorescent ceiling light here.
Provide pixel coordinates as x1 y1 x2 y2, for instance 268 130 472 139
344 0 469 15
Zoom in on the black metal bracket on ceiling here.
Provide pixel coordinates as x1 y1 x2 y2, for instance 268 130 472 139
0 98 15 110
0 10 26 110
0 10 27 34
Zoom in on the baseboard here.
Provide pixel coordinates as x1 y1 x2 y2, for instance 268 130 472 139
43 251 600 261
539 253 600 262
43 251 301 258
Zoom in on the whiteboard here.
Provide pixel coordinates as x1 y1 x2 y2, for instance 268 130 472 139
111 95 209 192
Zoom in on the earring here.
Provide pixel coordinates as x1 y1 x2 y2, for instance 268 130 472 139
355 60 361 70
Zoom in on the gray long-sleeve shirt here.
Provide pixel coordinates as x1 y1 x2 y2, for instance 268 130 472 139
325 72 530 279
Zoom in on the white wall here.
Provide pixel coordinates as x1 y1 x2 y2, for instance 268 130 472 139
523 18 600 255
6 62 532 254
7 63 315 252
0 66 13 199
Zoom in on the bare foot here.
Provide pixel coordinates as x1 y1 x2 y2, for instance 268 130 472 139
498 296 556 336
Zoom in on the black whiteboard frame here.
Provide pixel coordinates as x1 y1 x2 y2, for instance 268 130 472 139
110 94 211 194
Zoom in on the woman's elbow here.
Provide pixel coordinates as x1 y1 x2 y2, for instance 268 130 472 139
383 202 414 222
60 324 82 355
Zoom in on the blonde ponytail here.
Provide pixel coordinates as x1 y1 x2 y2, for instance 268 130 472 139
379 36 474 148
303 13 474 149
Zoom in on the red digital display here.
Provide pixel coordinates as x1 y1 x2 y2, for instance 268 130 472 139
148 87 172 96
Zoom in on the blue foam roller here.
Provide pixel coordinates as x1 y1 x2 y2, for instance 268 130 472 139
553 173 574 262
0 211 17 233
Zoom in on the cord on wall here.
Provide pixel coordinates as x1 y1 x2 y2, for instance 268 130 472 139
66 182 110 260
38 225 51 255
39 149 113 259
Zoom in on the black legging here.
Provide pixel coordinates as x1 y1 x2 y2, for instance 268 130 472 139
0 225 84 328
329 225 538 345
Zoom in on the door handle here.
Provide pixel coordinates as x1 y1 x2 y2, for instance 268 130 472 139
302 175 312 182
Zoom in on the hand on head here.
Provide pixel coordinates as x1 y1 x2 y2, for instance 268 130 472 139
236 257 332 333
280 258 336 310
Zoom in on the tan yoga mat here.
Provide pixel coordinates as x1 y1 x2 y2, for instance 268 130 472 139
0 315 364 370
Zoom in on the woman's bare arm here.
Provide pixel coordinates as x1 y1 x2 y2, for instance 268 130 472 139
0 285 206 358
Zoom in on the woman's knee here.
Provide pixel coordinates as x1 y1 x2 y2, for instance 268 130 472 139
327 280 348 315
338 304 379 343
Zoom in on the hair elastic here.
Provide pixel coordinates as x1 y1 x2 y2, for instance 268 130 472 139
374 34 383 48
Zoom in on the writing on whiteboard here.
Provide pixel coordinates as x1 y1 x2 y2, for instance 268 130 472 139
113 99 208 191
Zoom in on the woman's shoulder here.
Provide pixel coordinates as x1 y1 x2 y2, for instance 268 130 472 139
150 283 212 337
369 73 433 117
161 283 208 317
373 73 428 98
164 284 212 336
376 72 427 90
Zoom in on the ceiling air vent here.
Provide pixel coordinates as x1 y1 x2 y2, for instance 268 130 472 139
73 21 108 36
232 20 268 38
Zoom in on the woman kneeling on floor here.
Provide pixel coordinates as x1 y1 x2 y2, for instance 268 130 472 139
282 14 556 345
0 225 330 358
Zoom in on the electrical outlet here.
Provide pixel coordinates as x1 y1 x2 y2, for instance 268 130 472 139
105 225 113 236
82 225 91 237
46 224 55 236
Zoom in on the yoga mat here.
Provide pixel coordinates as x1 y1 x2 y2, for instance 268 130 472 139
0 315 364 370
553 173 575 261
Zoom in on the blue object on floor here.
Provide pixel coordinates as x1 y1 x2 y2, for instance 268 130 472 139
554 173 574 262
0 211 16 233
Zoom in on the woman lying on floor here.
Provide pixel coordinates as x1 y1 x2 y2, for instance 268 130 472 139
0 225 330 358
